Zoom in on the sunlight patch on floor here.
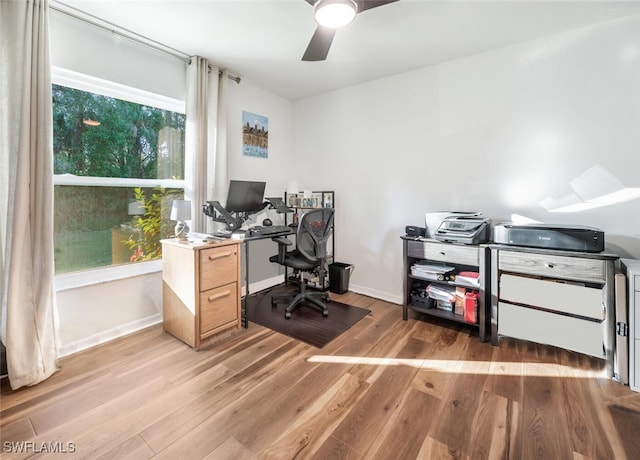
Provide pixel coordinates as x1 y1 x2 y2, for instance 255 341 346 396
307 355 605 378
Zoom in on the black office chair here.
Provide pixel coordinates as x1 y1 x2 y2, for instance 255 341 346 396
269 208 335 319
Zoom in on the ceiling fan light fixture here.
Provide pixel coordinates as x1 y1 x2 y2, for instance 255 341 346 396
314 0 357 29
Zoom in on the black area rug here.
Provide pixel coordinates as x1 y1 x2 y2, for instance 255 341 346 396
245 284 370 348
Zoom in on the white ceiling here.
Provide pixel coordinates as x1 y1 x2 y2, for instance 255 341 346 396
60 0 640 100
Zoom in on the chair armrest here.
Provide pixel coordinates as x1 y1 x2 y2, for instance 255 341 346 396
272 236 293 264
272 236 293 246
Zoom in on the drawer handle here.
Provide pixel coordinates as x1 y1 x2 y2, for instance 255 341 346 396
439 251 446 256
545 262 555 269
208 290 232 302
209 251 234 261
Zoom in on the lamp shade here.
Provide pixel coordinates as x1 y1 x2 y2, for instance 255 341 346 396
314 0 357 28
170 200 191 221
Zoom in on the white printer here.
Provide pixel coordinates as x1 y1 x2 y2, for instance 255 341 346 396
433 215 491 245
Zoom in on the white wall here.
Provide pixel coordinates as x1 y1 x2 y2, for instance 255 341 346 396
293 14 640 303
56 272 162 356
226 81 296 202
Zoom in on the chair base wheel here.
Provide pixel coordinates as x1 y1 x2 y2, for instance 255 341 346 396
285 312 292 320
322 310 329 317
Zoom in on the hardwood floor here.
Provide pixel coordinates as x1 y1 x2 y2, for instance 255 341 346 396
2 291 640 459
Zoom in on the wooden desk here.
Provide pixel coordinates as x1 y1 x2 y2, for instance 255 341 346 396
161 238 242 349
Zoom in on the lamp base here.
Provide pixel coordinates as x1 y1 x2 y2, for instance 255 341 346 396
174 221 189 240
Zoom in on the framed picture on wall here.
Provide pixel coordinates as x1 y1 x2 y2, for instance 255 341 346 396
242 111 268 158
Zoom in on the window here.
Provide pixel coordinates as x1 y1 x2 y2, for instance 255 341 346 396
52 68 186 275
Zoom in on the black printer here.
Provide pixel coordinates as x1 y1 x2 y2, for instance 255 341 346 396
494 222 604 253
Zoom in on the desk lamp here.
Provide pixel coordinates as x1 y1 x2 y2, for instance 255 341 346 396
170 200 191 239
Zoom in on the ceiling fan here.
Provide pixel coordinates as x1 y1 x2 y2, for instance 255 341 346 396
302 0 400 61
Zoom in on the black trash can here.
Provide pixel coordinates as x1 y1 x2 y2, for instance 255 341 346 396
329 263 354 294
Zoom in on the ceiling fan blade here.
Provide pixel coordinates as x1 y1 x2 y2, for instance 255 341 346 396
302 26 337 62
300 0 400 61
356 0 399 13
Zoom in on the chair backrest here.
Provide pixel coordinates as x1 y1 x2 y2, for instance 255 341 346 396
296 208 334 262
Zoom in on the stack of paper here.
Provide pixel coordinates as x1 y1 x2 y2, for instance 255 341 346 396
411 262 455 281
455 271 480 287
426 284 457 303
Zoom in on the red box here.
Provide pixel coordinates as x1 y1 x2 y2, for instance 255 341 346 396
464 291 479 323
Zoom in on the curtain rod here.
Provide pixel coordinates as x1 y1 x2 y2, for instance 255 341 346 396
49 1 190 61
222 72 242 84
50 1 241 84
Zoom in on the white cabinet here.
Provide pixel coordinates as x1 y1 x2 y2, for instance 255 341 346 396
491 245 618 376
622 259 640 392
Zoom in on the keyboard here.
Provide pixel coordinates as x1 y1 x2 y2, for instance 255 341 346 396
248 225 293 236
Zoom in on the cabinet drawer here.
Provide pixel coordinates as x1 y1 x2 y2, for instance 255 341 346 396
500 274 603 320
498 302 604 358
199 282 238 335
498 251 605 284
407 240 479 266
200 246 238 291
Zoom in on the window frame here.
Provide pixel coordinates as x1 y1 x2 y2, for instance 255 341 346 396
52 66 186 288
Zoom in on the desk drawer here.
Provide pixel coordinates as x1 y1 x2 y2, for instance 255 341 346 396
199 282 238 335
498 302 604 358
408 240 479 266
200 246 238 291
500 274 603 320
498 251 605 284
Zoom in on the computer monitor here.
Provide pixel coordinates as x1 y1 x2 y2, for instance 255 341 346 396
225 180 266 213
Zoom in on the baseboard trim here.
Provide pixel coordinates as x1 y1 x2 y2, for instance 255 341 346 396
58 313 162 358
349 283 402 305
247 275 285 296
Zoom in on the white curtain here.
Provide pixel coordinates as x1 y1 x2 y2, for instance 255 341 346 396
185 57 229 234
185 56 209 233
0 0 59 389
206 68 230 234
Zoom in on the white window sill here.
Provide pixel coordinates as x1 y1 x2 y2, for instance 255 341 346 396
55 259 162 292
